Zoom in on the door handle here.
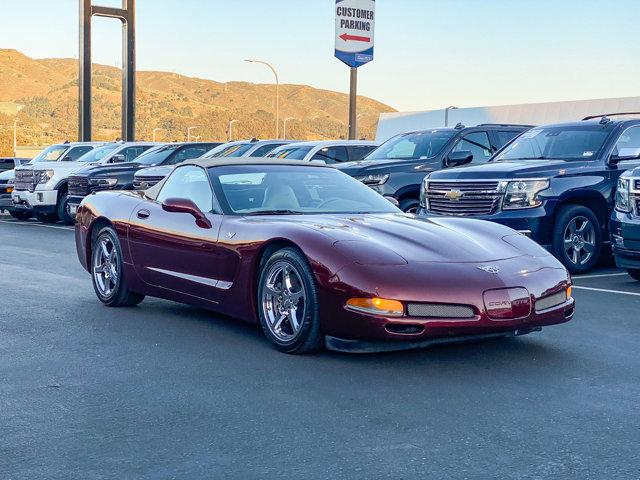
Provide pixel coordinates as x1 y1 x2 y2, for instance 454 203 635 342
137 209 150 220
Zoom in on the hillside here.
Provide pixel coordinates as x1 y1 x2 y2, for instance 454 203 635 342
0 49 396 155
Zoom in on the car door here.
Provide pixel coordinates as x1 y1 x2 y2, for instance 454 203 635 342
127 165 226 303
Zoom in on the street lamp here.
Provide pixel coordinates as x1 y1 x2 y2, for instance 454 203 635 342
444 106 458 127
152 128 163 142
283 117 295 139
187 126 200 142
13 120 18 157
229 120 240 141
245 58 279 139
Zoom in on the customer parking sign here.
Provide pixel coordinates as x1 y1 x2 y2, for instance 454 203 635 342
335 0 375 68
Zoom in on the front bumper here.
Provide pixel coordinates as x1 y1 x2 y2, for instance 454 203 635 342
11 188 58 214
610 210 640 269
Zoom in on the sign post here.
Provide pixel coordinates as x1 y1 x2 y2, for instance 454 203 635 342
334 0 375 140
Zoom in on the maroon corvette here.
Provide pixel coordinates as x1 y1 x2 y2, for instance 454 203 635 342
75 158 574 353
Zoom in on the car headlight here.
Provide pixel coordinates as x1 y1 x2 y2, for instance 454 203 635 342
502 179 549 210
615 175 632 213
88 177 118 187
35 169 54 184
357 174 389 186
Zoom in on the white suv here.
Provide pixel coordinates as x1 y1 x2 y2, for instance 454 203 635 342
12 142 158 224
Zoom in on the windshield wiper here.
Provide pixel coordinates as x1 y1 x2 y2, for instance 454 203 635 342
246 209 304 216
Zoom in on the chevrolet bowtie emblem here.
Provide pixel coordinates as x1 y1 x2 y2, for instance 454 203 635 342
477 265 500 274
444 190 463 201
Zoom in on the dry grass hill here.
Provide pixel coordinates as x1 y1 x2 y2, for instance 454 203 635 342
0 49 396 156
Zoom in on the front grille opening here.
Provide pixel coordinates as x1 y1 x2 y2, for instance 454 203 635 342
385 323 425 335
426 180 502 216
535 290 568 313
406 303 475 319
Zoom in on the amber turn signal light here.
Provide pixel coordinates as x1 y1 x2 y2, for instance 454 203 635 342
566 286 572 299
6 186 13 193
346 297 404 317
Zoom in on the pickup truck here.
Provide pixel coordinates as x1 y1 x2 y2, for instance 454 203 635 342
419 115 640 274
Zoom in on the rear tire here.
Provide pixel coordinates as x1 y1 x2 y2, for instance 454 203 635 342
35 212 58 223
9 211 31 220
627 269 640 282
57 192 74 225
257 247 323 354
91 226 145 307
552 205 602 274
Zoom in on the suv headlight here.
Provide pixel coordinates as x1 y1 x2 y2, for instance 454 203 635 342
358 174 389 186
615 175 632 213
88 177 118 188
35 169 54 185
502 179 549 210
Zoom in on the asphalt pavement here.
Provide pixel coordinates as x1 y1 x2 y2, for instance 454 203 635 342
1 216 639 480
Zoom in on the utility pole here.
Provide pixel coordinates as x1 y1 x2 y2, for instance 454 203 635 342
348 68 358 140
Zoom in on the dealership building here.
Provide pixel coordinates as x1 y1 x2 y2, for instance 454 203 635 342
376 96 640 141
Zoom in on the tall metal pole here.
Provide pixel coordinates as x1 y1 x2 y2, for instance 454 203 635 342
229 120 239 141
79 0 92 141
152 128 162 142
444 106 458 127
245 59 279 139
122 0 136 141
13 120 18 157
283 117 295 139
348 67 358 140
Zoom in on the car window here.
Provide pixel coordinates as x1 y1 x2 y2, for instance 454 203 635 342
77 144 119 162
613 126 640 161
122 146 151 162
30 145 68 162
66 146 94 161
495 131 523 149
270 146 313 160
349 145 377 161
311 146 349 164
251 144 284 157
452 132 492 164
166 146 209 165
157 166 213 212
367 130 456 161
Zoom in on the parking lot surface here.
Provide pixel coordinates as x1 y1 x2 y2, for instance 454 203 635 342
1 216 639 479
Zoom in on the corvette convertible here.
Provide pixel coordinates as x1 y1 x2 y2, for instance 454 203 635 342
75 159 575 354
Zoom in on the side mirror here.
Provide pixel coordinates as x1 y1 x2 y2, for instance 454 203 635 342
111 154 126 163
610 148 640 166
383 195 400 208
161 198 212 229
446 150 473 167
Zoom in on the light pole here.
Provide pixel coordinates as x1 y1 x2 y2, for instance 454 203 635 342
245 58 279 138
152 128 163 142
13 120 18 157
357 113 364 139
187 126 200 142
444 106 458 127
283 117 295 139
229 120 239 141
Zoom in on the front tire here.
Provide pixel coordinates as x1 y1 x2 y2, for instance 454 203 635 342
91 226 145 307
552 205 602 274
257 247 323 354
627 269 640 281
57 192 74 225
9 211 31 220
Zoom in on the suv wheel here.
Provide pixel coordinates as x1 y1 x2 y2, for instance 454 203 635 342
552 205 602 274
57 192 74 225
627 269 640 281
399 198 420 214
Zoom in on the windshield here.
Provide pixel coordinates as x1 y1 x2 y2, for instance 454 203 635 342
367 130 457 161
30 145 68 163
136 145 179 165
269 146 313 160
210 144 253 158
494 125 613 161
77 144 118 162
211 165 400 215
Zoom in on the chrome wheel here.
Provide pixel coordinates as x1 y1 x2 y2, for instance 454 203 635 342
93 236 119 298
563 216 596 266
262 261 306 342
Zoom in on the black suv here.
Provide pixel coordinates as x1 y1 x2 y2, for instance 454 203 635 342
420 114 640 274
67 142 220 215
336 124 531 213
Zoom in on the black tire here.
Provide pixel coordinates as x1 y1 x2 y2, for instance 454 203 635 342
9 211 31 220
35 212 58 223
627 269 640 282
552 205 602 274
257 247 323 354
91 226 145 307
57 191 74 225
399 197 420 214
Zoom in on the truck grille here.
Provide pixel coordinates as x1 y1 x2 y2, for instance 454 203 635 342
68 176 90 197
14 169 35 192
426 180 502 216
133 176 165 190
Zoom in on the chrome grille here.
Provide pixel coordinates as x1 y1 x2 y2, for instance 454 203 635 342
133 176 165 190
535 290 567 313
14 169 35 192
406 303 475 318
68 176 90 197
426 180 502 216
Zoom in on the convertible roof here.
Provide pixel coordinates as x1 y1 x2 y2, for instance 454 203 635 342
182 157 332 169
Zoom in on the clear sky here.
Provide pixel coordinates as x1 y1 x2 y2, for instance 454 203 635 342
2 0 639 111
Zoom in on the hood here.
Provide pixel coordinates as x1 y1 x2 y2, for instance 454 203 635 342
0 169 15 181
336 158 439 175
135 165 174 178
252 213 549 263
428 159 581 180
29 161 90 174
73 162 142 177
